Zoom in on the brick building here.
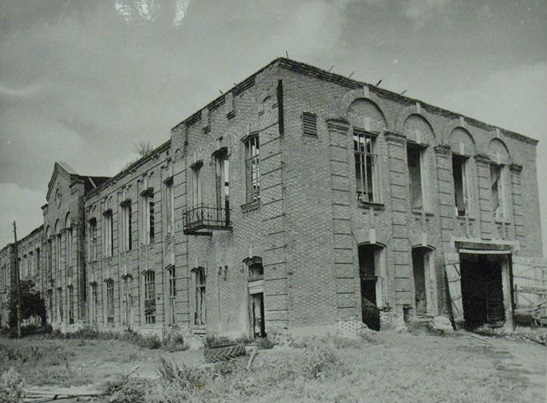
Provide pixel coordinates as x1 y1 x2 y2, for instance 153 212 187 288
1 58 545 337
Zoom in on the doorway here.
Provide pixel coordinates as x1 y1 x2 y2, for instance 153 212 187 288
358 244 383 330
460 254 505 328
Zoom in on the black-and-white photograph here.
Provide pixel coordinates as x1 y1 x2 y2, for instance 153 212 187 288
0 1 545 402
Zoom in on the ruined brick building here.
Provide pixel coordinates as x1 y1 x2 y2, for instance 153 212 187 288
1 59 545 336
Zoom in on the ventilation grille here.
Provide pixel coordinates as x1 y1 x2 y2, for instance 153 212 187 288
302 112 317 136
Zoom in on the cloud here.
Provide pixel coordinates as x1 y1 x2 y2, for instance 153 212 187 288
0 184 45 247
404 0 452 29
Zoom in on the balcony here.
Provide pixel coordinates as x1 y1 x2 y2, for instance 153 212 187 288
183 204 232 235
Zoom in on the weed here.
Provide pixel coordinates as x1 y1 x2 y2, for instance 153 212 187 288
256 336 275 349
204 334 235 348
105 375 149 403
0 368 25 403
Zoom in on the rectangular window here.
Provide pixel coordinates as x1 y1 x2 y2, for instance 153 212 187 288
106 279 114 324
90 283 98 325
57 287 63 322
192 163 202 206
490 164 505 221
354 129 379 203
121 201 132 252
36 248 40 275
56 234 62 271
194 268 206 326
89 219 97 261
103 210 113 257
215 150 230 224
168 266 176 325
407 144 427 211
144 271 156 324
165 179 174 236
66 228 72 275
67 285 74 324
302 112 318 136
452 155 470 216
141 189 155 244
245 135 260 202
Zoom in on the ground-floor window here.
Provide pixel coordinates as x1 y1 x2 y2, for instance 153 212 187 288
57 287 63 322
105 279 114 325
144 271 156 324
90 283 98 325
193 267 206 326
67 285 74 324
167 266 176 325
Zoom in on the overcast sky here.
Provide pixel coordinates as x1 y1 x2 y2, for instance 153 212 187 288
1 0 546 255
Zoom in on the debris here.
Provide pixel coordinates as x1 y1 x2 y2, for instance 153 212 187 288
246 348 258 371
428 316 454 335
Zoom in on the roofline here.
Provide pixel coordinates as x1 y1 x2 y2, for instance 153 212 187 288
171 57 538 145
84 139 171 199
17 224 44 244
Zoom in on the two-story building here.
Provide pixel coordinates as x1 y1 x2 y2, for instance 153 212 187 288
1 58 544 337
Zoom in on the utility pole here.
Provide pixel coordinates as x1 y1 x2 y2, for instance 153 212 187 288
13 221 22 338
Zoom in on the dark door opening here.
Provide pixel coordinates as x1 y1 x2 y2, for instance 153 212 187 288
460 254 505 329
250 293 266 338
412 248 428 315
358 244 381 331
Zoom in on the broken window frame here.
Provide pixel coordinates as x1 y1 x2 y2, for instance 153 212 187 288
67 284 74 324
244 134 260 203
88 218 97 261
490 163 506 222
164 177 175 237
167 265 176 325
143 271 156 324
120 200 132 252
452 154 470 217
105 279 114 325
103 210 113 257
407 143 429 212
141 188 155 245
193 267 206 326
354 129 380 204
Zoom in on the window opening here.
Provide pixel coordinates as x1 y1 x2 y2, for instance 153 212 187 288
245 135 260 202
354 129 379 203
194 268 206 326
144 271 156 324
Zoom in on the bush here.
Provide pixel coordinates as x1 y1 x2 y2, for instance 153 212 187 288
300 340 340 379
204 335 235 348
0 368 25 403
105 376 149 403
256 336 275 350
162 333 187 352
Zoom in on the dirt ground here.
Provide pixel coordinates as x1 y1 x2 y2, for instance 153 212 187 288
3 328 546 403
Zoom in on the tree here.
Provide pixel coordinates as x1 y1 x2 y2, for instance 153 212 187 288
8 279 47 328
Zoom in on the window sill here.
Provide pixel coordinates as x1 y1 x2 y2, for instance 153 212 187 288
494 220 511 225
456 215 476 221
411 209 434 217
241 200 260 213
357 201 384 211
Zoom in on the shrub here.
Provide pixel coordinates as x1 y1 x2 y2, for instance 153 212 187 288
300 341 340 379
105 376 149 403
204 335 235 348
256 336 275 350
0 368 25 403
162 333 187 352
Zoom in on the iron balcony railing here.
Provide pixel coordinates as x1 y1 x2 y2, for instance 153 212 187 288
183 204 231 235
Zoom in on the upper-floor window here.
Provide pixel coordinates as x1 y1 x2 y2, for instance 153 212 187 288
354 129 380 203
120 200 132 252
141 188 155 245
244 135 260 202
103 210 113 257
302 112 318 136
407 144 428 211
35 248 40 275
452 154 470 216
89 218 97 261
191 161 202 206
490 164 506 221
144 271 156 324
214 149 230 224
164 178 174 236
